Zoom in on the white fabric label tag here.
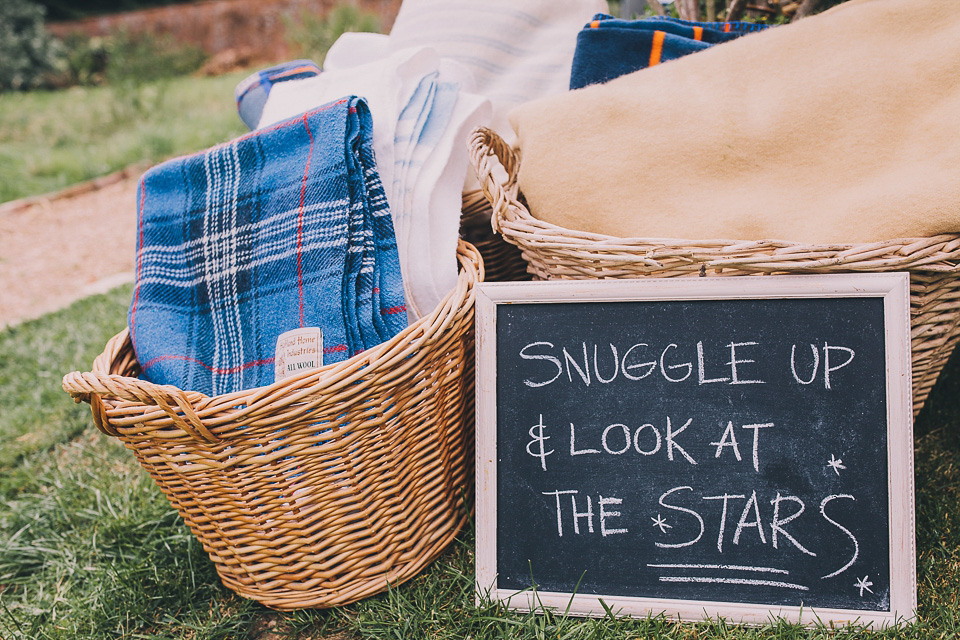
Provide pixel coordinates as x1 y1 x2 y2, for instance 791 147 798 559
274 327 324 381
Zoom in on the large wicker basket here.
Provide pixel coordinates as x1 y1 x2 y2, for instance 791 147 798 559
470 127 960 415
63 237 483 611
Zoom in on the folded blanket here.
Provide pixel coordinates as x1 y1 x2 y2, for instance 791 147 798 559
385 0 607 144
130 97 405 396
323 31 390 71
403 63 490 317
255 48 440 222
234 59 321 129
250 49 490 321
570 15 768 89
510 0 960 244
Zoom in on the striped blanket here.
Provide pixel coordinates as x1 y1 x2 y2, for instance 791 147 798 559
386 0 607 144
233 59 321 129
129 97 405 396
570 15 768 89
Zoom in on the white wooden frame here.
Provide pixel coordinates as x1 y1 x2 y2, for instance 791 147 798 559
474 273 916 628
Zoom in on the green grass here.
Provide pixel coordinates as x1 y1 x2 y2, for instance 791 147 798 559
0 71 251 203
0 285 131 470
0 288 959 638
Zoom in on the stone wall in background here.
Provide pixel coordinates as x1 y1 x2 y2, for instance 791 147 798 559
48 0 401 63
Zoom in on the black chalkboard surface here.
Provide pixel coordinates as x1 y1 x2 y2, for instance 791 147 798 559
474 274 915 627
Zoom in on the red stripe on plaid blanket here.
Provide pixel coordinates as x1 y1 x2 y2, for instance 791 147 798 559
141 354 275 374
324 345 347 354
297 112 315 327
130 176 147 354
381 306 407 315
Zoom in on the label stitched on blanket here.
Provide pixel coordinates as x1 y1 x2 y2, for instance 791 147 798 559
275 328 324 381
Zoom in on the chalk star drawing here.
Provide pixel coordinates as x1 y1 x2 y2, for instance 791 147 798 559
855 575 874 597
827 454 847 476
651 514 672 533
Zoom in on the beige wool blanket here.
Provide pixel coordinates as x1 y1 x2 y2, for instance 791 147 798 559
508 0 960 243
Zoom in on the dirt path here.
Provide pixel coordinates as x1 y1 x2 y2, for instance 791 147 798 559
0 172 140 329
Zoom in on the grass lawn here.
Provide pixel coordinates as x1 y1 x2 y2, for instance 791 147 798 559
0 287 959 639
0 71 251 204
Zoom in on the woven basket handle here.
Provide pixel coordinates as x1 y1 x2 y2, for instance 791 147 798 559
469 127 521 235
63 328 219 442
63 369 218 442
456 236 485 287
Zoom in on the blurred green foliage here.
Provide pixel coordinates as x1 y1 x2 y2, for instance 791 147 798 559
0 0 65 91
103 30 207 85
60 33 109 86
59 30 207 91
1 0 208 93
286 3 382 67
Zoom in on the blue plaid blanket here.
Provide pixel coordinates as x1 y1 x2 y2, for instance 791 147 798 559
129 97 406 396
570 14 769 89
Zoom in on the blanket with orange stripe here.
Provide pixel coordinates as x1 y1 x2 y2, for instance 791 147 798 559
509 0 960 244
570 15 767 89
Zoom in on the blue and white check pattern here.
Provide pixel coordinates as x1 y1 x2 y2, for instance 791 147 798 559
129 97 405 396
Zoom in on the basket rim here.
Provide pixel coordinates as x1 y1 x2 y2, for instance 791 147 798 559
469 126 960 270
61 239 484 425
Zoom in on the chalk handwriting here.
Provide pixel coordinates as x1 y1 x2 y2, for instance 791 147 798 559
541 489 628 537
790 343 856 388
656 487 705 549
820 494 859 579
517 339 860 388
710 422 774 471
508 321 879 606
526 414 553 471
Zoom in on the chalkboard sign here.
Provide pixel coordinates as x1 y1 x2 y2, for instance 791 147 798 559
475 274 915 627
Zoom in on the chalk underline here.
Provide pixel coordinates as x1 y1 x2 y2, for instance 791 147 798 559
658 576 809 590
647 563 790 575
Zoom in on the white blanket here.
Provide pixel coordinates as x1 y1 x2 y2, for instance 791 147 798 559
385 0 608 144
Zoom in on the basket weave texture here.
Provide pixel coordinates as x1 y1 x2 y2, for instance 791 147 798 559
460 188 529 283
63 240 483 611
470 127 960 415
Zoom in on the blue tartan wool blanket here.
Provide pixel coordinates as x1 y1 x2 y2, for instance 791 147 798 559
570 14 768 89
129 97 406 396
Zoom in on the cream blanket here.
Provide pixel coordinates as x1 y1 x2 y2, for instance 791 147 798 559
509 0 960 243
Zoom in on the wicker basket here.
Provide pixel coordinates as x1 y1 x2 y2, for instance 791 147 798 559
460 188 529 283
469 127 960 415
63 236 483 611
